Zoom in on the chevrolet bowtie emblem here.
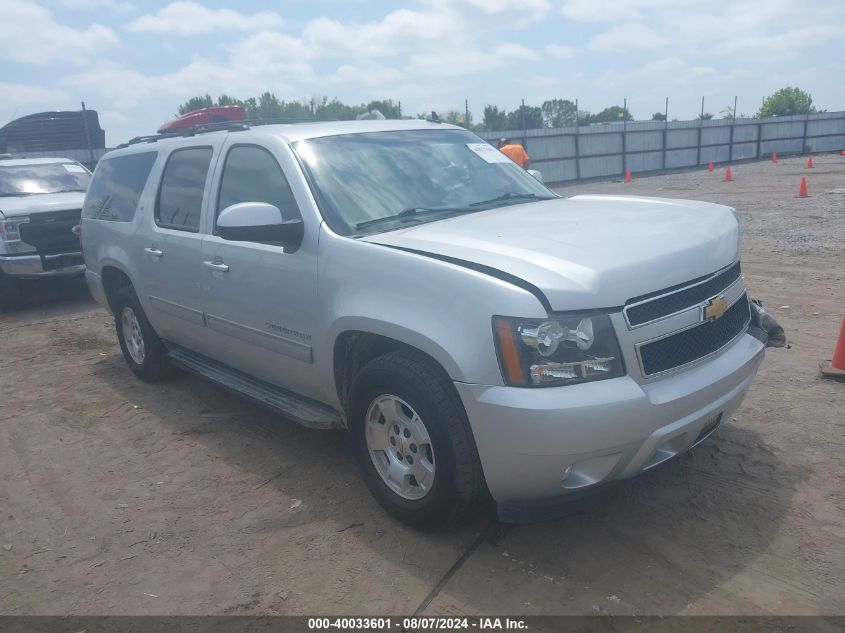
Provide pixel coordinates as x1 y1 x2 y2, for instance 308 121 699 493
703 296 728 321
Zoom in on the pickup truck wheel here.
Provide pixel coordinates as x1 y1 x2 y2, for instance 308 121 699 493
113 287 174 382
0 270 24 312
349 351 485 529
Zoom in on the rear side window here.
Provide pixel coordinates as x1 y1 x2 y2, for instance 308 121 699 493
156 147 213 232
82 152 157 221
216 145 301 222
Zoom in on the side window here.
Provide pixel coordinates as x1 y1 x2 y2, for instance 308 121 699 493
216 145 301 223
156 147 213 232
82 151 157 221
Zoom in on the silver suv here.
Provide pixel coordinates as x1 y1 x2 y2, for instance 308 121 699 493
0 157 90 310
82 120 781 528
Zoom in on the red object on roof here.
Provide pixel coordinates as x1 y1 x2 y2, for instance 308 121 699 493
157 105 246 133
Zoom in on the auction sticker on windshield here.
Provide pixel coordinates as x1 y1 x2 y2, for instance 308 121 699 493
466 143 512 163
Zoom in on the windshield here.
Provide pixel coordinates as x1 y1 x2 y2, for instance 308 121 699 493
0 162 91 196
293 129 555 235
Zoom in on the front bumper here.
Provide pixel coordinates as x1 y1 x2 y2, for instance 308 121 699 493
455 332 765 519
0 252 85 278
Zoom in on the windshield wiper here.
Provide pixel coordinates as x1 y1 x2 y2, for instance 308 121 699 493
468 192 556 207
355 206 477 231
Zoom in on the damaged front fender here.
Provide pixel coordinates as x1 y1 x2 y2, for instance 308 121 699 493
749 298 787 348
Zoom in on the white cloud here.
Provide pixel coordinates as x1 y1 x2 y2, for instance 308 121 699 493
519 75 558 88
427 0 551 27
302 10 464 59
588 22 668 53
544 44 576 59
0 0 118 65
561 0 683 22
57 0 135 13
61 59 298 110
0 83 73 123
126 1 283 36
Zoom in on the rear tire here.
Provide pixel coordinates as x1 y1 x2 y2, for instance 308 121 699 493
0 270 24 312
113 286 175 382
348 350 486 530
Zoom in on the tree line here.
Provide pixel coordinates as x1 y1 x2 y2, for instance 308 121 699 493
175 87 817 132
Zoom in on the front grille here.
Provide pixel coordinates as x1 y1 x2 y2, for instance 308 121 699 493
626 262 742 326
19 209 81 254
639 294 751 375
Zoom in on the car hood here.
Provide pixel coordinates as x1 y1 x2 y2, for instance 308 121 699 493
362 195 740 311
0 191 86 219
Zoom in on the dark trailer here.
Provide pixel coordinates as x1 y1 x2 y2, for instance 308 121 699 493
0 110 105 154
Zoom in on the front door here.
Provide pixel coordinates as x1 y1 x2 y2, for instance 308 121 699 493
199 140 321 399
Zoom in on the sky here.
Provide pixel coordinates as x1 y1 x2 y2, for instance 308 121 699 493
2 0 844 145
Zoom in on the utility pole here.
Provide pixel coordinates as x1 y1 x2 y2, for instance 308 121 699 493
622 97 627 176
662 96 669 170
728 95 737 162
521 98 526 145
574 98 581 181
697 96 704 166
80 101 95 168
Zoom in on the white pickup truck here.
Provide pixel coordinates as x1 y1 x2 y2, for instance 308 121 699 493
0 157 90 310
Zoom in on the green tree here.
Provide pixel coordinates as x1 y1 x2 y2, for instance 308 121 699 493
541 99 578 128
255 92 283 119
586 105 632 123
482 105 509 131
216 94 243 107
506 105 543 130
364 99 401 119
311 96 361 120
757 87 815 118
697 112 714 121
651 112 667 121
177 94 213 115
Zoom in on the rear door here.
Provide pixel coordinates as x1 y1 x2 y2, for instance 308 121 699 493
199 137 322 399
135 143 220 355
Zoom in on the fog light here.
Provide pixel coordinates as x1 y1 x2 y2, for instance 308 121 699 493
561 464 573 482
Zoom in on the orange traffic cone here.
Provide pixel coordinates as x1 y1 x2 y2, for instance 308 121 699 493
624 168 631 183
820 317 845 380
807 155 814 168
708 160 714 172
771 151 778 162
798 176 809 198
724 165 733 182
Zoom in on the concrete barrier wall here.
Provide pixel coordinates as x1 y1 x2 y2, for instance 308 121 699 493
479 111 845 183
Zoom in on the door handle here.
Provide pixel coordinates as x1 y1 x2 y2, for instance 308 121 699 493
203 260 229 272
144 247 163 257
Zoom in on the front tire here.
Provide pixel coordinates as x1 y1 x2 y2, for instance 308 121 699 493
348 350 486 529
113 286 174 382
0 270 24 312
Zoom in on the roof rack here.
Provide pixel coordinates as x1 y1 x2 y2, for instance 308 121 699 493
120 117 345 147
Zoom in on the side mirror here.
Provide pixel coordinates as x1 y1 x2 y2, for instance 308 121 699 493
527 169 544 183
217 202 304 250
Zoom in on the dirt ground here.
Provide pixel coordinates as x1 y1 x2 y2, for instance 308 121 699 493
1 154 843 616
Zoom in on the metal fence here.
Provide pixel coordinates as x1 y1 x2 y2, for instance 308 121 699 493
478 111 845 184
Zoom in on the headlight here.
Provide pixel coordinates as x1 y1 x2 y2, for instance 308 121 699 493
493 313 625 387
0 216 30 242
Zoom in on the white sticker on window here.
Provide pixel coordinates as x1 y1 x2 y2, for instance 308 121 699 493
62 164 87 173
466 143 511 164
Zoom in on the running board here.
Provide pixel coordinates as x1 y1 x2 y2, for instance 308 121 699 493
167 347 344 430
